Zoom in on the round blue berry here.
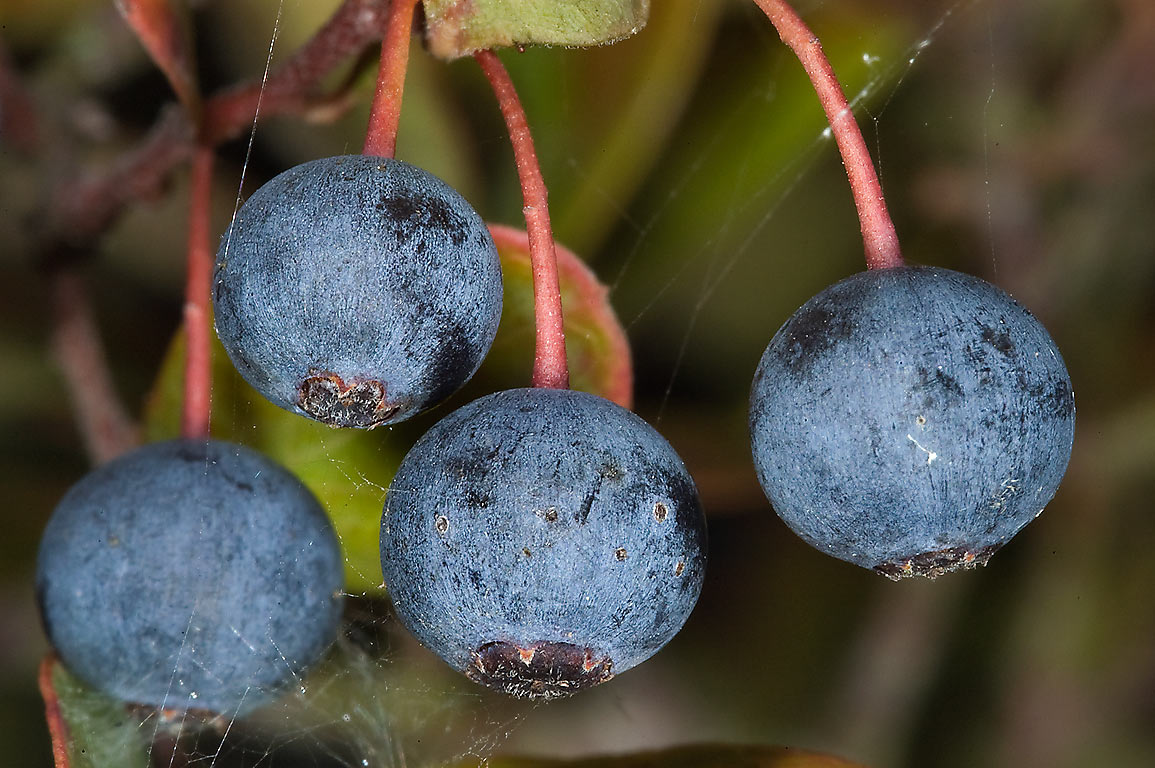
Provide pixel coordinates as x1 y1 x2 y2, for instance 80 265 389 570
36 440 345 714
212 155 503 428
380 388 707 699
749 266 1075 578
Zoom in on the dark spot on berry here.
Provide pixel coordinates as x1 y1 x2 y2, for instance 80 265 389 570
1046 378 1075 420
653 502 668 522
536 508 558 523
299 371 402 428
979 323 1016 356
423 318 474 408
435 516 449 535
675 561 685 576
467 641 613 700
915 366 965 401
779 300 858 375
614 548 627 561
378 192 469 247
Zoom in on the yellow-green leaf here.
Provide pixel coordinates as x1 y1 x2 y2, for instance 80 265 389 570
422 0 649 60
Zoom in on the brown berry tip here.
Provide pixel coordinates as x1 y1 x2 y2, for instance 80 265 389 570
298 371 402 428
874 544 1001 580
466 641 614 700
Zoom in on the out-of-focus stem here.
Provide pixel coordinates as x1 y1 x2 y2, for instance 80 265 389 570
752 0 903 270
475 50 569 390
50 271 140 464
182 146 215 440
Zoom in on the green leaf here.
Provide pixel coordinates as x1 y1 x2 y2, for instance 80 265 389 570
144 227 631 592
453 743 867 768
46 657 150 768
422 0 649 60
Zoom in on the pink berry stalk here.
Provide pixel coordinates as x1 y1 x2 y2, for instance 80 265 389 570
475 50 570 390
363 0 419 158
752 0 903 270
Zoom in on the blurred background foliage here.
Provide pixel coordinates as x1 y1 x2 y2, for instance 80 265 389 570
2 0 1154 766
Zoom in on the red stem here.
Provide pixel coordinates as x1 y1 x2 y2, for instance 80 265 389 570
51 271 141 464
475 50 569 390
362 0 419 158
182 146 215 440
752 0 903 270
38 654 72 768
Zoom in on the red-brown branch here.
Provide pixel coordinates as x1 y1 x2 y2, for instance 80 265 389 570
182 146 215 440
38 654 72 768
47 0 391 251
752 0 903 270
363 0 419 157
50 271 141 464
475 50 569 390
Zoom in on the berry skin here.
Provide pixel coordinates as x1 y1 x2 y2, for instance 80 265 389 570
749 266 1075 578
380 388 707 699
212 155 503 428
36 439 344 715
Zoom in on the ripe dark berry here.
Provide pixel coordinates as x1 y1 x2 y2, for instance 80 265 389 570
380 388 707 699
36 440 344 714
749 266 1075 578
212 155 503 428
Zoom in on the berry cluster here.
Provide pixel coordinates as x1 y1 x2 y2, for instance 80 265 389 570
34 0 1075 730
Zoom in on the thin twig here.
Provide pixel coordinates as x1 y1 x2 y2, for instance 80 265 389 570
752 0 903 270
475 50 569 390
50 270 141 464
363 0 419 157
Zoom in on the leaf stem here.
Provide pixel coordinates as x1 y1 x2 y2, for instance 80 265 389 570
182 146 215 440
362 0 419 158
38 654 71 768
752 0 903 270
475 50 569 390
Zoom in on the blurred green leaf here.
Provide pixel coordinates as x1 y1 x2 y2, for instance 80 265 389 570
423 0 649 60
144 226 631 592
48 658 150 768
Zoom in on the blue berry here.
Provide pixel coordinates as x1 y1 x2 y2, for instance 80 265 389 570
36 440 344 714
380 388 706 699
749 266 1075 578
212 155 503 428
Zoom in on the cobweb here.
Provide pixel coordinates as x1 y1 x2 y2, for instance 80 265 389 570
78 1 990 766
